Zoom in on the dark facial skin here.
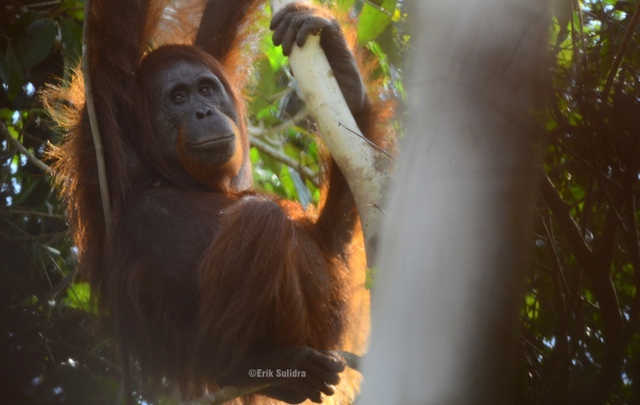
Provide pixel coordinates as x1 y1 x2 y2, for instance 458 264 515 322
151 60 239 167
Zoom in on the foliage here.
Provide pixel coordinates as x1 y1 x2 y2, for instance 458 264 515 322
0 0 406 403
12 0 640 404
516 1 640 404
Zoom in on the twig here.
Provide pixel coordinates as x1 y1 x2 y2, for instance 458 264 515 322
250 136 320 188
2 208 64 219
1 121 50 172
34 266 77 308
369 203 390 219
82 0 111 227
540 175 624 345
46 339 120 371
23 0 62 9
0 230 66 241
249 108 309 138
360 0 406 23
51 7 85 17
602 3 640 99
546 130 622 188
337 121 400 164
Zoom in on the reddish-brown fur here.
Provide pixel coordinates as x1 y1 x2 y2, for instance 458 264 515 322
46 0 393 401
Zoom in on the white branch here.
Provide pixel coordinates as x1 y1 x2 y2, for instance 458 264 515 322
270 0 392 262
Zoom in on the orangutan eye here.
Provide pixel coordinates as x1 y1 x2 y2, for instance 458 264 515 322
199 85 212 95
171 91 187 104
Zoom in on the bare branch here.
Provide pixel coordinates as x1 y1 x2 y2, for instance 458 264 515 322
2 208 65 219
540 176 593 265
602 3 640 98
1 121 50 172
541 175 624 359
23 1 62 9
250 136 320 188
249 108 309 138
338 121 400 165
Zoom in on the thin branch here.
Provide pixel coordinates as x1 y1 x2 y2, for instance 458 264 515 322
2 208 65 219
0 230 66 241
602 3 640 98
22 131 46 145
250 136 320 188
34 267 77 309
82 0 111 227
597 188 625 275
546 130 622 188
540 176 623 340
46 339 120 371
0 217 87 315
249 108 309 138
360 0 406 23
263 87 293 103
23 0 62 9
0 216 87 316
1 121 50 172
337 121 400 164
50 7 84 17
574 0 589 83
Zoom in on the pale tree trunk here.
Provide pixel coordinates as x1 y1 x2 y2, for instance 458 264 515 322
358 1 550 404
271 0 393 260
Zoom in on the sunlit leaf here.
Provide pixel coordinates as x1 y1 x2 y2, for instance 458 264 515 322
357 0 398 45
66 282 94 313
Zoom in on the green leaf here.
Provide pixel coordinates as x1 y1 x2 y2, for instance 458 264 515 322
357 0 398 45
336 0 357 13
0 51 7 84
250 147 261 164
17 18 58 69
279 164 297 200
265 37 287 72
365 266 378 289
67 282 93 313
367 41 390 77
61 0 85 21
570 184 586 202
59 18 82 64
7 11 43 37
0 108 14 122
5 43 25 99
525 294 539 319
